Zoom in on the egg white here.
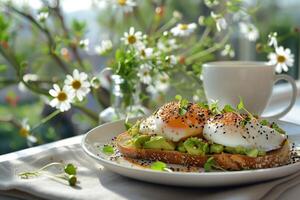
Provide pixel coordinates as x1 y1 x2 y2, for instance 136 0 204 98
203 119 287 152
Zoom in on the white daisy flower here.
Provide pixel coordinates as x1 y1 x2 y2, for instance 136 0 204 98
49 84 74 112
37 11 49 22
137 63 152 85
170 23 197 37
221 44 235 58
165 55 178 66
114 0 136 13
95 40 113 55
204 0 219 7
19 119 30 138
268 32 278 47
121 27 143 47
138 46 154 59
268 46 294 73
79 39 89 51
239 22 259 42
65 69 91 101
146 73 170 94
27 135 38 147
211 12 227 32
19 119 38 147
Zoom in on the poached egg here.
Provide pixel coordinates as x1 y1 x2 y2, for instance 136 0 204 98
203 112 287 152
139 102 210 142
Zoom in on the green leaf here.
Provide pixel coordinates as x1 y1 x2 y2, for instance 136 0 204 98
179 107 187 116
102 145 114 155
150 161 167 171
197 102 209 109
271 122 286 134
260 119 269 126
175 95 182 101
237 96 245 110
222 104 236 113
64 163 77 175
204 157 215 172
124 116 133 130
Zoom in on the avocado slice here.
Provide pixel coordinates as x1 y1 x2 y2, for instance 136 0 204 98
224 146 236 154
245 148 259 157
176 142 187 153
132 135 151 148
210 144 224 154
258 150 266 156
183 138 209 156
143 136 175 150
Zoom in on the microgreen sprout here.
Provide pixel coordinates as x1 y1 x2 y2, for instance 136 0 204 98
124 115 133 130
150 161 172 172
18 162 78 186
204 157 226 172
102 144 115 155
175 95 189 116
236 96 255 119
208 100 221 115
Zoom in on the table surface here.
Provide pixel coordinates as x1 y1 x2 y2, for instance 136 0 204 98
1 92 300 200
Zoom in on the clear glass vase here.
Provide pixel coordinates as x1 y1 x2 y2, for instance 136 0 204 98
99 74 149 124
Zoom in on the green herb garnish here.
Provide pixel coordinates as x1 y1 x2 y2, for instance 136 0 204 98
197 102 209 109
209 100 221 115
124 116 133 130
236 96 254 119
64 163 77 175
222 104 236 113
271 122 286 134
204 157 215 172
204 157 226 172
260 119 270 126
150 161 170 171
102 145 114 155
175 95 189 116
18 162 78 186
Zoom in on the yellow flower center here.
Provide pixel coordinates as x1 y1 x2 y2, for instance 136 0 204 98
118 0 127 6
277 55 286 63
141 49 146 57
57 92 67 101
72 80 82 89
127 35 136 44
179 24 188 30
19 127 29 137
143 71 149 76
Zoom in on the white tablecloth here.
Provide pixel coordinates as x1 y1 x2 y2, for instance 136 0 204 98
1 97 300 200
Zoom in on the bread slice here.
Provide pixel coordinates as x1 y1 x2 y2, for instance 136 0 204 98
116 132 291 170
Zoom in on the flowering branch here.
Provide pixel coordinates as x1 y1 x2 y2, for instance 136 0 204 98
6 4 70 74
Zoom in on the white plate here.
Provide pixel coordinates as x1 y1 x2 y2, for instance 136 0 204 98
81 118 300 187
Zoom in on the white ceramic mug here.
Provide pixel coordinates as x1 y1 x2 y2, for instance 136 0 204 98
202 61 297 119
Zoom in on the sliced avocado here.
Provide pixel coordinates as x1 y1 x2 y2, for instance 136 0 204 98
132 135 151 148
176 142 187 153
224 146 236 154
258 150 266 156
245 148 259 157
183 138 209 156
143 136 175 150
210 144 224 154
235 146 246 155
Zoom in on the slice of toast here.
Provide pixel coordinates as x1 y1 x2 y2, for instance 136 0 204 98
116 132 290 170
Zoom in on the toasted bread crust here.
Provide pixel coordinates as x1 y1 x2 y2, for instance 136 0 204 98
117 132 290 170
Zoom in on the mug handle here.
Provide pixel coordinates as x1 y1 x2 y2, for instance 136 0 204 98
264 74 297 119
